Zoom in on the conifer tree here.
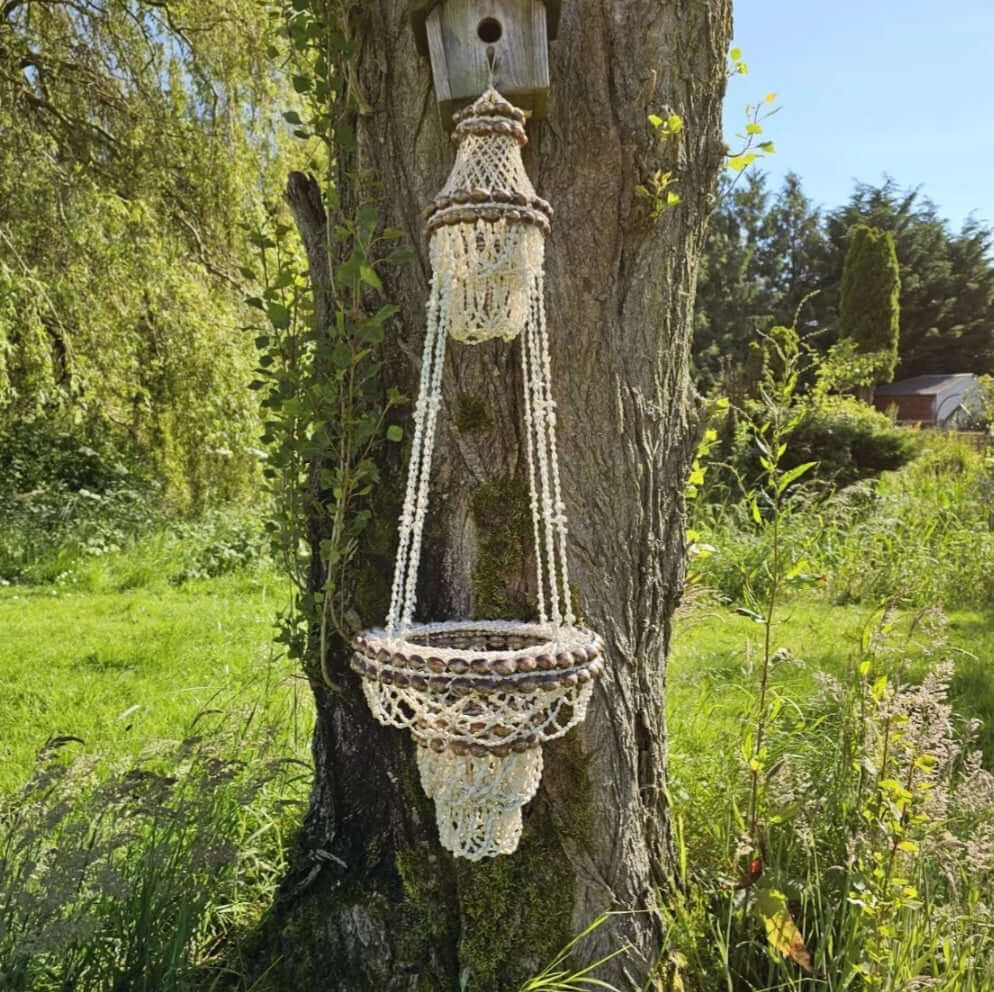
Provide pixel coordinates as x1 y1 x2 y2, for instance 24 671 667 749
837 224 901 384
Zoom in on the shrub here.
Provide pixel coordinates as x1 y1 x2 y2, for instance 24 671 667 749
0 422 161 579
788 396 918 485
170 509 271 584
0 422 271 585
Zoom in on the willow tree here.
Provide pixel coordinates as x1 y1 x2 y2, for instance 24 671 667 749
261 1 732 988
0 0 294 506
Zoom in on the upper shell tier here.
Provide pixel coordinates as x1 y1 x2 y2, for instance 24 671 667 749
423 88 552 237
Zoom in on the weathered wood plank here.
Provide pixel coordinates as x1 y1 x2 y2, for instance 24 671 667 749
424 0 551 125
412 0 561 53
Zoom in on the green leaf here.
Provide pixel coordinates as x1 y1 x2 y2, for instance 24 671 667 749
372 304 399 324
360 265 383 291
337 252 360 288
776 461 817 494
648 113 663 128
331 341 352 368
292 74 312 93
357 202 379 237
384 248 415 266
267 303 291 330
729 47 742 61
283 110 302 125
386 425 403 442
358 320 384 345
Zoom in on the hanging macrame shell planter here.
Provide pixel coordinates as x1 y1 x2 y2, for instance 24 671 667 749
352 89 603 862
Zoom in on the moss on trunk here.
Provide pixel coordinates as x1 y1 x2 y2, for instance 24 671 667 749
470 475 535 620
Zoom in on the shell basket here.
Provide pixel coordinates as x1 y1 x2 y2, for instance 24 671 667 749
352 621 603 859
352 88 602 862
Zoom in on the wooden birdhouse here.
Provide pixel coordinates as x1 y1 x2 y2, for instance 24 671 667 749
411 0 561 126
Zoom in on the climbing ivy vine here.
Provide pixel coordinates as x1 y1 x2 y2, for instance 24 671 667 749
637 46 778 219
248 0 410 675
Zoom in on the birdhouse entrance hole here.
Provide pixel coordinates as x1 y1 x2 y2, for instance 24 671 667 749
411 0 561 125
477 17 502 43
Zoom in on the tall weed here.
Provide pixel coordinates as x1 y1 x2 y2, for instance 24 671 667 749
671 343 994 989
0 709 308 991
667 607 994 991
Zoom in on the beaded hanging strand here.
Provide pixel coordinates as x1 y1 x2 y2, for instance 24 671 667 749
400 296 448 631
387 280 449 634
520 293 548 625
532 278 574 626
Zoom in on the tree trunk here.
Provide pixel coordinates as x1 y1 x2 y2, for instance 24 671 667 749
261 2 731 989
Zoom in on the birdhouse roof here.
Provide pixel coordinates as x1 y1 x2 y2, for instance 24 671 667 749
409 1 562 56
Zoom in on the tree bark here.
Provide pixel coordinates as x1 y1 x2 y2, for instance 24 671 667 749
262 2 731 989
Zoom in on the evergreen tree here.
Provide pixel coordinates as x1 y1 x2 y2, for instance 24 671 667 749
822 180 994 377
756 172 824 330
693 175 994 389
837 224 901 384
693 172 775 387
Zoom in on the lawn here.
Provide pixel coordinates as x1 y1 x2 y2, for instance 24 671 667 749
0 570 311 792
4 570 992 794
2 545 993 991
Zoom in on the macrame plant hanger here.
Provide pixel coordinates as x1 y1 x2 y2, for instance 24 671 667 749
352 83 603 862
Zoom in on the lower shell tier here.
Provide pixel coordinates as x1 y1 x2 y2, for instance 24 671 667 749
416 745 543 860
351 620 603 753
351 620 604 859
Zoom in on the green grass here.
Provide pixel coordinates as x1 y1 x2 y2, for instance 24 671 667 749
0 568 309 792
663 587 994 991
668 590 994 777
0 539 314 992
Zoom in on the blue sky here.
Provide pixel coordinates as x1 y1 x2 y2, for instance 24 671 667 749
727 0 994 231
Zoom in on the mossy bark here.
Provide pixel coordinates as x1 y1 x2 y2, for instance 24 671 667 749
261 2 732 989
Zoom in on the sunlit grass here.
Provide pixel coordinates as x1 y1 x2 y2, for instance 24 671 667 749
0 569 308 792
668 590 994 780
